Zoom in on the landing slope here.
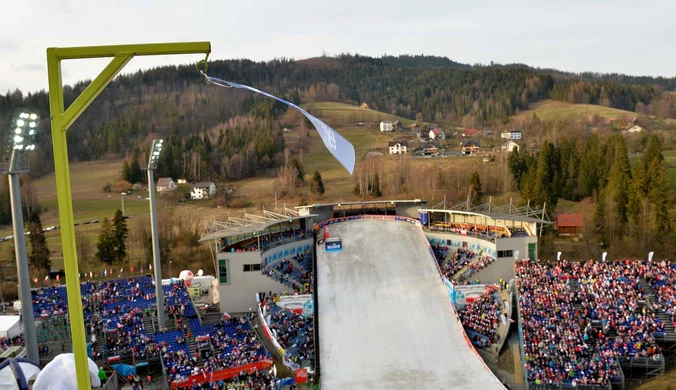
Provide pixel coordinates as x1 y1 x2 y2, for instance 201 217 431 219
317 218 504 390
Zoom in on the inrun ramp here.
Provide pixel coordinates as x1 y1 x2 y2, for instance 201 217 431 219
317 218 504 390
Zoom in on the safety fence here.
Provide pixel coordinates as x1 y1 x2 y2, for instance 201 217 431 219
170 359 273 389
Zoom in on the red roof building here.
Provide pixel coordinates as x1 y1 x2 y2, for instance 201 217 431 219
556 213 583 235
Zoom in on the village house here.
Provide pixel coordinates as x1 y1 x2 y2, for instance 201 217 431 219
461 140 481 155
156 178 177 193
556 213 584 236
191 182 217 200
429 128 446 140
500 140 520 153
388 141 408 155
501 129 522 140
421 141 441 156
380 121 394 132
462 128 477 137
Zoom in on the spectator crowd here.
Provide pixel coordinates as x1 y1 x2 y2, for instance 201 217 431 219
517 259 673 387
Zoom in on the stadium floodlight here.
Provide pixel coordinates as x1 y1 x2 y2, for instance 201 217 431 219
146 138 165 329
148 138 163 169
2 110 40 362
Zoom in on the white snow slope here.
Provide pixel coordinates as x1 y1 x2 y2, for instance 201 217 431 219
317 218 504 390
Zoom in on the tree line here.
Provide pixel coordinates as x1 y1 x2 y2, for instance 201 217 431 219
508 133 673 251
2 54 675 182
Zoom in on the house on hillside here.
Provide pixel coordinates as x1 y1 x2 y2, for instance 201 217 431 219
462 128 477 137
421 141 441 156
501 129 522 140
392 121 403 131
157 178 177 193
461 140 481 155
177 179 187 184
623 125 644 134
408 123 420 133
388 141 408 155
429 128 446 140
500 140 520 153
380 121 394 132
191 182 217 200
556 213 583 236
360 102 370 109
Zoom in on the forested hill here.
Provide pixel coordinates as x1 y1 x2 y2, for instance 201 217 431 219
1 54 675 179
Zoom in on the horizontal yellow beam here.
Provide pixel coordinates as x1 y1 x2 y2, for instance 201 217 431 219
49 41 211 60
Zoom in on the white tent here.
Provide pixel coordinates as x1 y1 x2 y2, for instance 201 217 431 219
33 353 101 390
0 316 21 339
0 358 41 390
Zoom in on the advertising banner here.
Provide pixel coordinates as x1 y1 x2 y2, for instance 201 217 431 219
325 239 343 252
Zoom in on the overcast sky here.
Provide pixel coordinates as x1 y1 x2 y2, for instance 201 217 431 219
1 0 675 93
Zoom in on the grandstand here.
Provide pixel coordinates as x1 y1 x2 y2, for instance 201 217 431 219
12 199 672 389
30 275 274 389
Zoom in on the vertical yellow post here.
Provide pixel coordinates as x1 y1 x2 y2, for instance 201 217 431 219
47 49 91 388
45 42 210 388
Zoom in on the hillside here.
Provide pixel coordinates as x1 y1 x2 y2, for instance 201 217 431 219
303 102 417 127
514 99 636 122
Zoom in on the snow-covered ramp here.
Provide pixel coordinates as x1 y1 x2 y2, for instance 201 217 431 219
317 218 503 390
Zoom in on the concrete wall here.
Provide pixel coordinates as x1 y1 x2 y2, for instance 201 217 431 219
424 232 497 257
217 252 288 313
396 202 428 219
495 236 538 261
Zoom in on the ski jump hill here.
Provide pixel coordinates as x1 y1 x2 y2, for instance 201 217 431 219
316 216 504 390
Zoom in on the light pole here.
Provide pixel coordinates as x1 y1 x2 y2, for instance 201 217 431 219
2 111 39 361
147 139 165 329
169 261 172 278
120 192 127 216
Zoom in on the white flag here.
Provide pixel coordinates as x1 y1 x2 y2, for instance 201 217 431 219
648 251 654 262
602 252 608 262
149 264 152 271
557 251 562 261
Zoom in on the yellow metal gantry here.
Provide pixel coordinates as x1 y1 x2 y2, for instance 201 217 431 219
47 42 210 388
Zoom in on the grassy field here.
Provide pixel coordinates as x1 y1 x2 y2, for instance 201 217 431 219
303 102 417 127
515 99 635 122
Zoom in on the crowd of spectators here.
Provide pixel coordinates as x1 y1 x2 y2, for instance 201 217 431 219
0 335 24 350
643 260 676 331
264 252 313 294
516 259 673 387
268 305 314 368
440 248 475 279
510 227 530 237
454 256 496 284
428 223 509 238
431 244 449 262
457 290 502 348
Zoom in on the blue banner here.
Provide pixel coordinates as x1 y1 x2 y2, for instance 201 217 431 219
205 76 356 174
325 239 343 252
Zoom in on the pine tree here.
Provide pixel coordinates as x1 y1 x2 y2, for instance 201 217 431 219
27 212 50 274
606 135 631 225
130 150 143 184
595 190 608 247
647 159 672 235
310 170 325 196
469 170 484 203
121 160 132 183
579 133 600 197
96 218 115 264
112 209 129 262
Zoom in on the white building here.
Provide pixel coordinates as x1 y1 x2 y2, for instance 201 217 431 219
191 182 217 200
380 121 394 132
388 141 408 155
429 128 446 140
501 130 522 140
623 125 644 134
156 177 177 193
500 140 520 153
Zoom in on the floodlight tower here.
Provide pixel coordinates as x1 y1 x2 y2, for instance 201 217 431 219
147 139 165 329
3 111 39 361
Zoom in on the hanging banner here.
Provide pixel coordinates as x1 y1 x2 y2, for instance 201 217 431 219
204 75 355 174
325 238 343 252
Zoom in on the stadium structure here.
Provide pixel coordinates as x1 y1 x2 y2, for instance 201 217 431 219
12 199 675 389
